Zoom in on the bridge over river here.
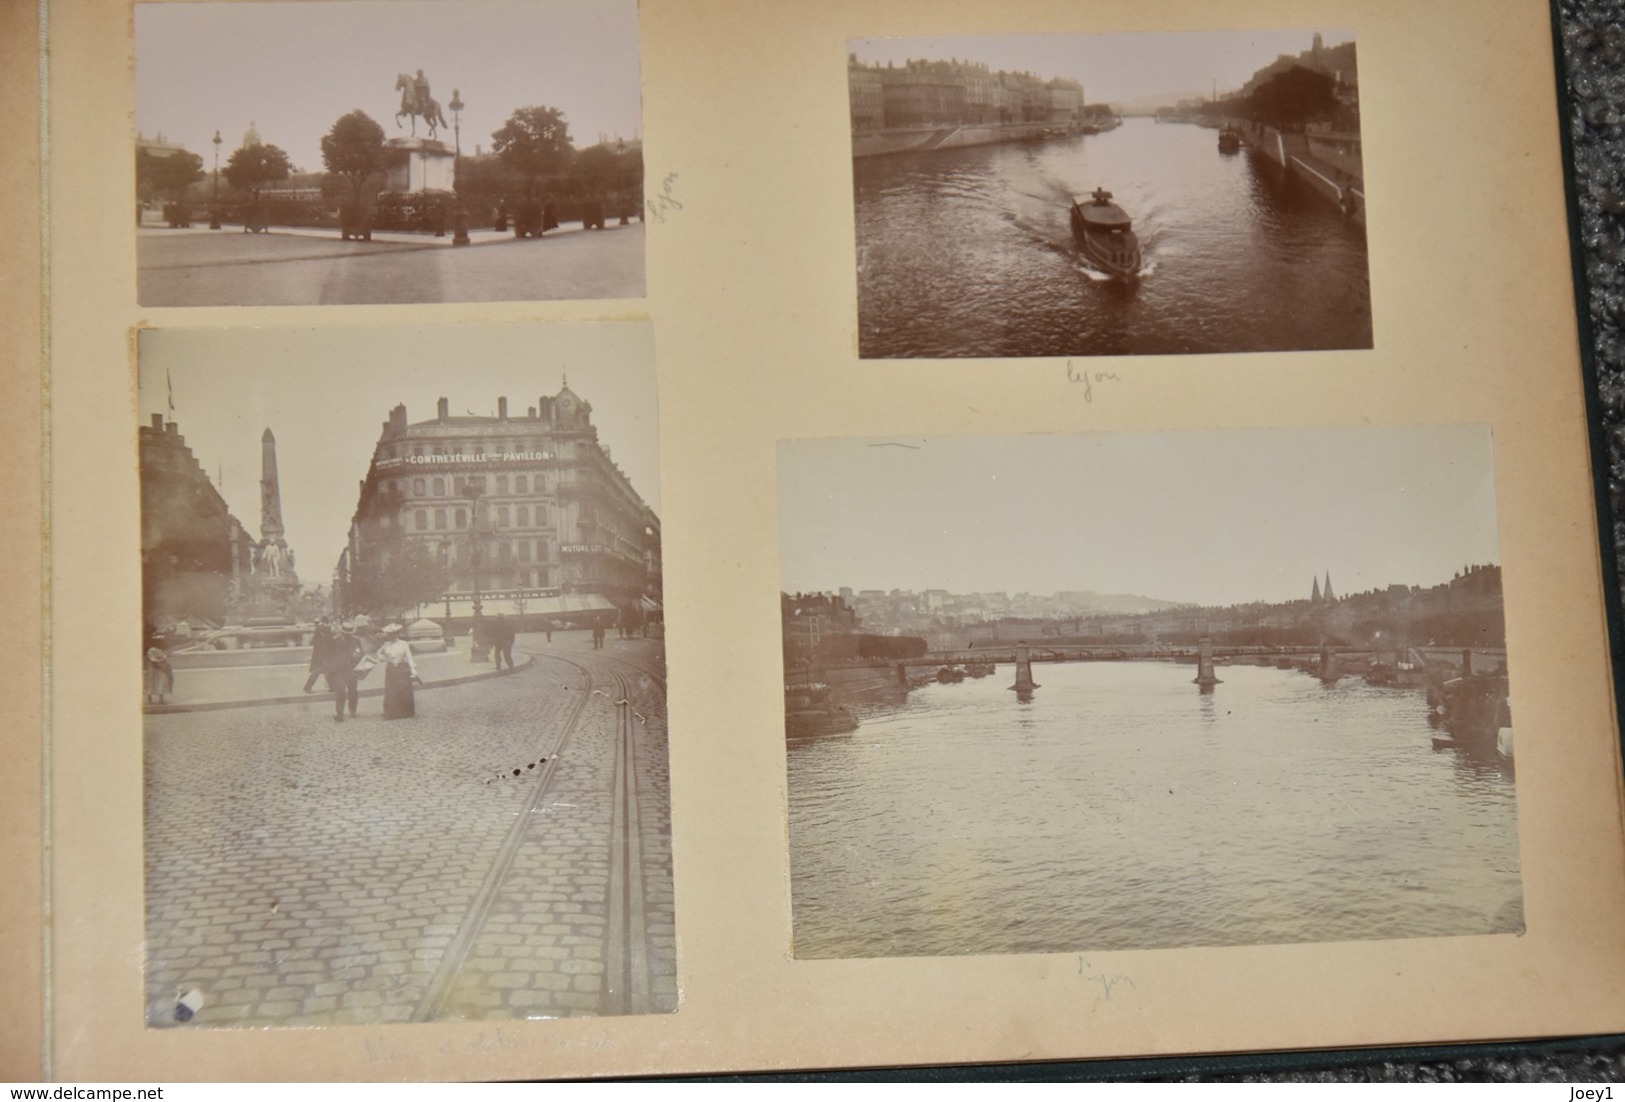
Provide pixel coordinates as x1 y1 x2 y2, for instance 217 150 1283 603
818 643 1508 686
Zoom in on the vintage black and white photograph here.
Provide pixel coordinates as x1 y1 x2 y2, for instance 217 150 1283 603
780 426 1517 958
850 30 1371 358
138 324 672 1024
134 0 644 306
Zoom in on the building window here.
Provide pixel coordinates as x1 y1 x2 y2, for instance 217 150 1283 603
517 541 530 562
434 508 447 530
498 542 511 564
454 477 466 495
497 505 510 527
536 506 548 527
433 477 445 496
415 510 427 530
413 478 426 496
496 475 508 494
474 446 484 457
537 538 548 561
516 505 529 528
515 475 528 493
455 508 467 529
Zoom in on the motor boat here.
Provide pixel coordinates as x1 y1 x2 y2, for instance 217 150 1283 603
1070 187 1142 280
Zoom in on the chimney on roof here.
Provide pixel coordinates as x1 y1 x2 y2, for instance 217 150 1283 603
528 406 537 418
165 421 178 435
150 413 163 430
498 396 508 419
437 397 449 422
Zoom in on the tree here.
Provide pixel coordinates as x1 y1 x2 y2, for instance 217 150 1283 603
569 143 620 198
491 106 574 197
136 148 204 205
345 542 452 619
223 142 292 200
320 110 387 203
1243 65 1339 131
451 153 517 210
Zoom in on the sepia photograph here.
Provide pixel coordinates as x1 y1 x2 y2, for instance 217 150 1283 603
137 324 672 1025
780 426 1517 958
850 29 1372 358
134 0 644 306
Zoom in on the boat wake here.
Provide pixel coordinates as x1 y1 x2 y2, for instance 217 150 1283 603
1075 256 1155 282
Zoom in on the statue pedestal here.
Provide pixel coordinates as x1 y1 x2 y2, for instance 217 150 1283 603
386 137 455 193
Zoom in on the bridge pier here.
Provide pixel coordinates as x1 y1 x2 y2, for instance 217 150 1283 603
1194 635 1221 688
1010 644 1039 696
1318 644 1341 683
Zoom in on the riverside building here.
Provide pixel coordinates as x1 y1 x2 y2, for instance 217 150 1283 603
333 381 662 629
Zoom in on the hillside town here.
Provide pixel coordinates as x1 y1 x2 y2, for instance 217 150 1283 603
787 564 1504 654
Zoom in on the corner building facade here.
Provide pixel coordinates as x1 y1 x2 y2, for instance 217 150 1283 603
336 382 661 625
139 414 256 629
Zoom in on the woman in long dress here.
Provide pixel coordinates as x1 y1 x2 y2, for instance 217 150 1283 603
378 624 420 719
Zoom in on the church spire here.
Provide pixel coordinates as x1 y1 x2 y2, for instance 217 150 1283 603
1311 575 1321 603
1324 570 1335 602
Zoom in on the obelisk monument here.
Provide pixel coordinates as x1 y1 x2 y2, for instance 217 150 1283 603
261 428 285 542
246 427 299 615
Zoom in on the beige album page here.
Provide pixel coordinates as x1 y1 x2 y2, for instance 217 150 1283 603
33 0 1625 1080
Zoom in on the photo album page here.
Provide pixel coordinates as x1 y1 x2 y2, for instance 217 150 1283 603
14 0 1625 1080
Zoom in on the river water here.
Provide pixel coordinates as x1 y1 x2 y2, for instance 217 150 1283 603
787 661 1520 958
853 118 1373 359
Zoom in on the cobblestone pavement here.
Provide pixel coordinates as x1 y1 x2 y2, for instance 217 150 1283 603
136 221 645 306
143 633 673 1026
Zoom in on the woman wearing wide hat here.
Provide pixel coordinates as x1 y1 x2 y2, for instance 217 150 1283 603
377 623 421 720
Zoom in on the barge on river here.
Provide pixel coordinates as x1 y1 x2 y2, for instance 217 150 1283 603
785 683 859 739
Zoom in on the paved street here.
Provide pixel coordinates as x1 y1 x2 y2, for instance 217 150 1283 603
137 221 645 305
143 631 674 1025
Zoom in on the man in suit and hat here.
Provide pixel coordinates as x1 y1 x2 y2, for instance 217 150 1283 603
322 620 365 722
492 614 516 671
304 618 333 693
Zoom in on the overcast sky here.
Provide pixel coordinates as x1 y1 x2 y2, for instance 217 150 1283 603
135 0 641 174
850 28 1355 107
777 426 1500 607
138 324 659 588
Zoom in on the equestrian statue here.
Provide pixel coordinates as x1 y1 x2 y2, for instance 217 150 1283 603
396 69 450 140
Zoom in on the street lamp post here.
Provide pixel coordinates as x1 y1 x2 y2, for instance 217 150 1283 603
467 484 486 659
209 130 222 229
449 89 471 246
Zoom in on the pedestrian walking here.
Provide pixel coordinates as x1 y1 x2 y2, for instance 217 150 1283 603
377 623 421 719
303 619 333 693
323 620 365 722
591 622 604 650
144 633 173 704
493 614 516 671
